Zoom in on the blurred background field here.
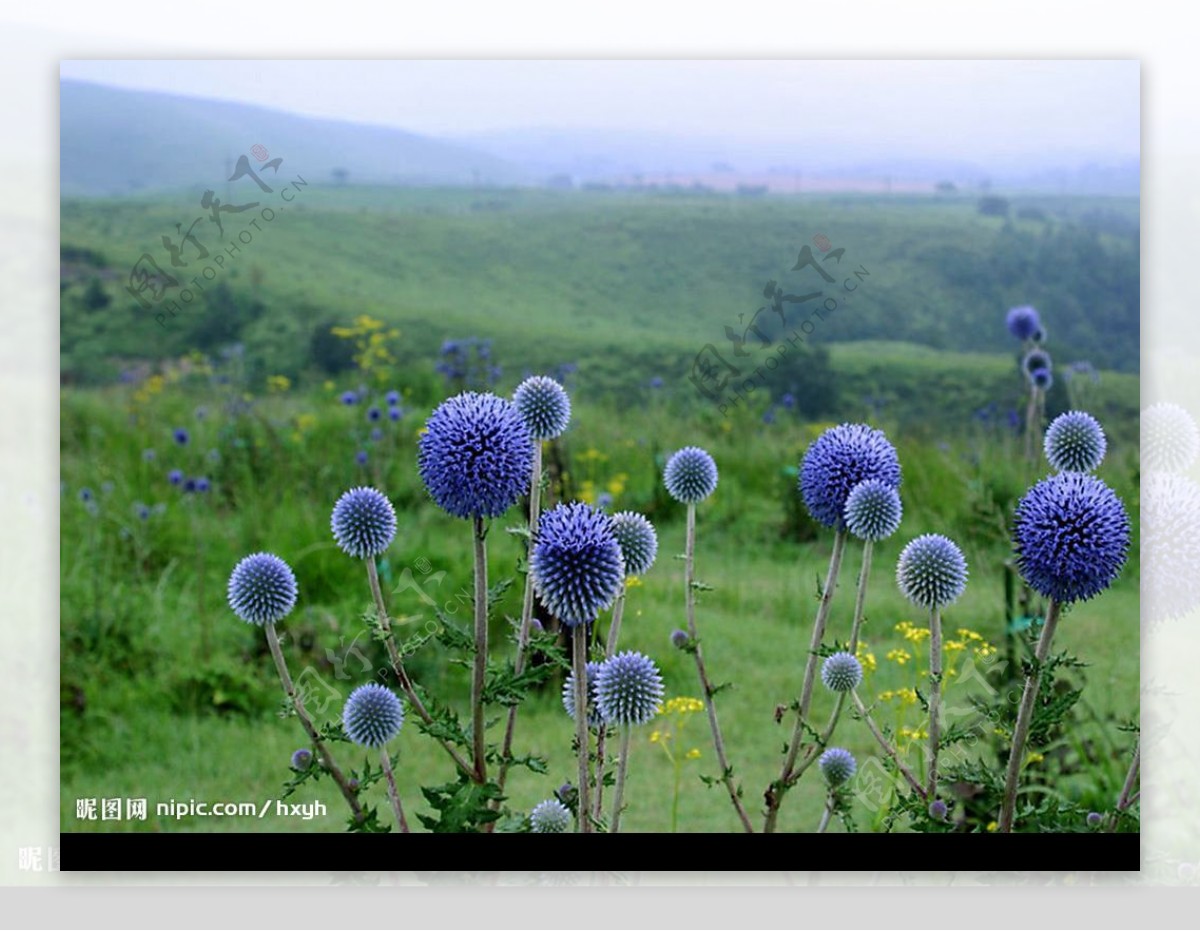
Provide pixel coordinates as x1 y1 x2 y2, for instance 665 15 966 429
60 185 1139 833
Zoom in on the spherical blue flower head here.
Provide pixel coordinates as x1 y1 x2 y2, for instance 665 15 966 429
530 798 572 833
670 628 690 649
389 407 402 422
355 450 368 466
1006 305 1041 341
1031 368 1053 391
561 660 603 728
800 424 902 528
1044 411 1107 472
78 487 93 502
168 469 183 486
370 428 384 442
227 552 298 626
367 406 382 422
929 800 948 820
1013 472 1130 604
331 486 397 559
819 747 856 786
1086 811 1103 827
896 534 968 609
342 682 404 748
386 390 401 406
1031 325 1047 344
531 502 625 627
843 479 903 542
512 375 572 441
173 427 189 445
595 651 664 727
664 446 719 504
340 391 358 405
418 391 534 519
291 748 313 771
610 511 658 576
820 651 863 692
1142 402 1200 472
183 478 197 493
142 448 156 462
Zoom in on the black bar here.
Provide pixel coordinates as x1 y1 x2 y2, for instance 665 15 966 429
61 832 1139 872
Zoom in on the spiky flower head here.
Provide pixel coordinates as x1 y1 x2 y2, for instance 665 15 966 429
342 683 404 748
896 534 968 609
195 477 210 493
1031 325 1047 344
610 511 658 576
819 747 857 785
595 651 665 726
561 660 603 728
1086 811 1103 827
1142 402 1200 472
331 486 397 559
1044 411 1107 472
1023 348 1053 376
290 749 313 771
173 427 189 445
386 390 400 406
663 446 719 504
844 479 903 541
227 552 298 626
531 502 625 627
800 424 901 529
1006 305 1041 341
929 800 949 820
340 390 358 405
670 628 690 650
168 469 183 486
821 651 863 693
1142 471 1200 624
1031 368 1053 391
418 391 534 519
367 406 382 422
1013 472 1130 604
512 375 572 441
530 798 572 833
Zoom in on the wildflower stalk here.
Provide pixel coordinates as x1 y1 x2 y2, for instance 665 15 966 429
572 624 592 833
610 726 632 833
1108 740 1140 831
684 501 755 833
496 442 543 799
998 599 1061 832
365 559 473 777
263 623 364 821
591 591 628 820
816 796 834 834
927 606 943 800
605 592 627 657
765 529 848 833
849 540 872 653
1024 384 1039 463
380 748 411 833
851 689 926 799
471 515 489 784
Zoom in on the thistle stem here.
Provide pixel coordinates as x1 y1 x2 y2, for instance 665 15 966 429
592 592 628 819
496 443 543 798
264 622 363 821
471 515 489 785
572 623 592 833
852 689 927 799
685 501 754 833
928 606 943 800
380 747 410 833
999 599 1061 832
816 796 834 833
850 540 872 653
610 726 632 833
366 559 473 778
605 592 627 657
1109 740 1141 831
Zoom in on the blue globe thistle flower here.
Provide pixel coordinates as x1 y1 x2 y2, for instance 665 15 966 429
331 486 397 559
183 478 197 493
1031 325 1047 344
142 448 156 462
896 534 968 609
561 660 602 728
386 390 401 406
134 502 151 521
1031 368 1053 391
663 446 719 504
227 552 298 626
195 477 211 493
1044 411 1107 472
820 651 863 692
1142 402 1200 472
1023 347 1052 374
290 748 313 771
1013 472 1130 604
596 491 614 510
531 502 625 627
929 800 949 820
418 391 534 519
342 682 404 748
610 511 658 577
78 487 93 502
595 651 664 727
843 479 903 541
355 450 368 466
800 424 902 528
370 428 384 442
818 747 857 785
340 391 358 405
649 376 664 389
1006 305 1041 341
388 407 402 422
173 427 189 445
1086 811 1103 827
367 406 382 422
512 375 572 441
530 798 572 833
670 628 690 649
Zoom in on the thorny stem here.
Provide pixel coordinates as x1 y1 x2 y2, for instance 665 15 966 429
264 622 363 821
592 592 628 820
573 624 592 833
366 559 473 778
471 515 489 785
380 747 410 833
610 726 632 833
928 606 943 800
685 502 755 833
496 443 543 799
852 689 927 800
999 599 1061 832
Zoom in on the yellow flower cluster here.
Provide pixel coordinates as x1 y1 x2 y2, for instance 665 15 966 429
895 620 931 644
131 373 166 407
886 648 912 665
663 697 704 715
330 315 399 381
267 374 291 393
855 640 877 674
877 687 918 706
898 726 929 743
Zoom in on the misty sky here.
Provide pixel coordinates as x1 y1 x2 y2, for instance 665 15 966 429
60 60 1139 167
